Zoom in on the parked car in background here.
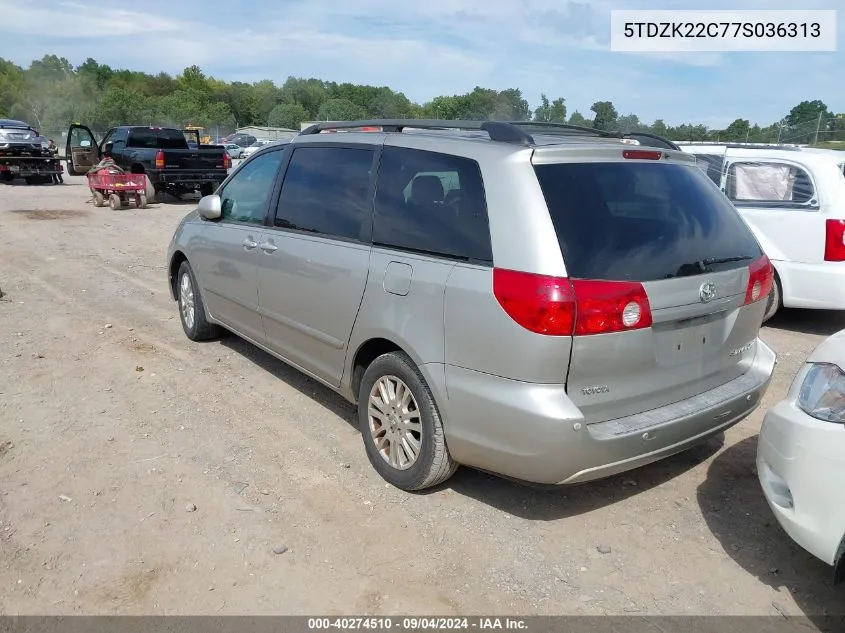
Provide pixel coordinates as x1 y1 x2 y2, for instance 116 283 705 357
678 143 845 321
67 124 231 200
758 328 845 584
167 119 776 492
225 133 257 148
240 139 272 159
224 143 244 159
0 118 63 184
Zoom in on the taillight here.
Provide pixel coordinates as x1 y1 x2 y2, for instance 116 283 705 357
570 279 653 335
493 269 575 335
155 150 165 169
744 255 775 304
623 149 662 160
223 151 231 169
492 269 653 336
824 220 845 262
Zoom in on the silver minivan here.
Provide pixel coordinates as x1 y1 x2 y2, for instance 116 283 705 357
167 119 777 491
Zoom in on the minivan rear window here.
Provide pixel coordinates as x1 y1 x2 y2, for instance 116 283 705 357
534 162 762 282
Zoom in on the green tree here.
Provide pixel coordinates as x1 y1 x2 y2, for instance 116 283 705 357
650 119 668 137
590 101 618 130
533 94 566 122
785 100 829 127
0 58 24 117
568 111 590 127
317 98 366 121
267 103 308 129
724 118 751 141
616 113 643 133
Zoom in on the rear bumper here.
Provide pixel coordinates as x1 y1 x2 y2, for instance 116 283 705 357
444 339 776 485
757 399 845 567
777 259 845 310
151 172 227 186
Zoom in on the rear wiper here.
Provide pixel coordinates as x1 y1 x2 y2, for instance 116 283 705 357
702 256 753 265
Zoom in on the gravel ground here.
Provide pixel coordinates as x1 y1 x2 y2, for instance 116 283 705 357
1 175 844 623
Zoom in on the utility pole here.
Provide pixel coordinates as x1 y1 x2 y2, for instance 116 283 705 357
814 112 823 144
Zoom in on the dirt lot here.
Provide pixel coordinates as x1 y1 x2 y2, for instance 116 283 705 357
1 175 844 622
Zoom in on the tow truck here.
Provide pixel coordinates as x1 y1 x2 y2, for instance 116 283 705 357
0 119 62 184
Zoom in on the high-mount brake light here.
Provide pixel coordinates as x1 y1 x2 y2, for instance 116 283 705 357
622 149 662 160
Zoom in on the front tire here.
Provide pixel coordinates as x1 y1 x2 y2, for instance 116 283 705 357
358 352 458 491
176 261 222 341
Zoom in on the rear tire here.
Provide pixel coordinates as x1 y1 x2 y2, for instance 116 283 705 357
24 176 39 185
358 351 458 491
135 193 148 209
109 193 121 210
93 191 105 207
176 261 222 341
200 183 215 197
763 274 782 323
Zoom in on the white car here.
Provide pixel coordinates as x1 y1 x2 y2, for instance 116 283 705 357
240 139 271 159
678 144 845 321
757 328 845 583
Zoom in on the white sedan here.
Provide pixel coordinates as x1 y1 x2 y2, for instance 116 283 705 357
757 328 845 582
240 139 271 159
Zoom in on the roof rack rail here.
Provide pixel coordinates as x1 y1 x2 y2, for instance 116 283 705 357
298 119 679 150
620 132 681 151
676 141 802 152
299 119 536 145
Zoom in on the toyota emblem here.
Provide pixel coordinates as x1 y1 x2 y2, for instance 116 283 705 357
699 281 716 303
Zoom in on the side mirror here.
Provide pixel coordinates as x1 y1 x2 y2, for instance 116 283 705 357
198 194 222 220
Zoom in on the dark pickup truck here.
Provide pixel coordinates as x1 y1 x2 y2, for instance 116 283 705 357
66 124 230 199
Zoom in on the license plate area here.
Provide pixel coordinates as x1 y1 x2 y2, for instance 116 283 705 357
655 314 723 366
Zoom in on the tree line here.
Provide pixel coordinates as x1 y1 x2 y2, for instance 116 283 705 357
1 55 842 146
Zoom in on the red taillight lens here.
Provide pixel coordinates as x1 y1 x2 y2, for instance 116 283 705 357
571 279 653 335
223 151 231 169
824 219 845 262
493 268 576 336
155 150 165 169
623 149 662 160
493 269 653 336
744 254 775 304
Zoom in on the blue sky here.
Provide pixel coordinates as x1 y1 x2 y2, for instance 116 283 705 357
0 0 842 128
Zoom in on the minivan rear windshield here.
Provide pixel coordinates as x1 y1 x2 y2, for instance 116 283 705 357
533 161 762 282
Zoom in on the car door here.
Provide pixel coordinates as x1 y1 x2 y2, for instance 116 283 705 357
254 143 377 387
65 124 101 175
720 157 822 268
189 148 287 344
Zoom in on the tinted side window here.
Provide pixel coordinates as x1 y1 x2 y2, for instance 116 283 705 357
274 146 374 241
373 147 492 262
726 161 815 205
534 162 762 282
220 149 286 224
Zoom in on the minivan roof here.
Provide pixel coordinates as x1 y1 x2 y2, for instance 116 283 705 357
298 119 681 151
